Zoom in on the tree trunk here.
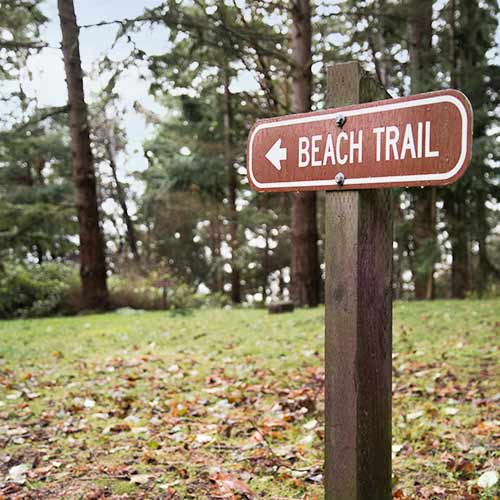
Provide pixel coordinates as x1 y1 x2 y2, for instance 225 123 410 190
412 188 437 299
407 0 434 94
105 128 141 267
445 0 471 299
262 224 270 303
474 189 499 296
449 0 457 88
222 67 241 303
210 216 224 294
444 197 471 298
58 0 108 310
407 0 437 300
290 0 320 307
393 196 404 301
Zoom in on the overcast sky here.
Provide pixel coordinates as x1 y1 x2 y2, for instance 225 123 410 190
23 0 265 188
26 0 173 183
21 1 500 186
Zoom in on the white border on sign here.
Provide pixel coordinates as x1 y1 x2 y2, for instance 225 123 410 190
248 94 469 189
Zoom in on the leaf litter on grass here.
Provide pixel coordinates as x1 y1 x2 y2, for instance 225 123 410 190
0 300 498 498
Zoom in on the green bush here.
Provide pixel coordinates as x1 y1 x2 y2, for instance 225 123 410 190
197 291 232 308
0 261 77 319
108 273 164 311
0 264 234 319
108 272 229 312
168 283 200 310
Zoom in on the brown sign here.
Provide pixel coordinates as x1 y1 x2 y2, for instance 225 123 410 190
247 89 472 192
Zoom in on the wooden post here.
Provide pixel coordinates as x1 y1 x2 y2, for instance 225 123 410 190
162 286 167 310
324 62 393 499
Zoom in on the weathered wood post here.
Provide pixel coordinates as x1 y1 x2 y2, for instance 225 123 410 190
324 62 393 499
246 57 472 499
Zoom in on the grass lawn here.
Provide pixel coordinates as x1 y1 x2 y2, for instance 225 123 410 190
0 299 498 499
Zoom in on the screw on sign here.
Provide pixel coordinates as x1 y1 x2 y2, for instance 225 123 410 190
247 62 472 500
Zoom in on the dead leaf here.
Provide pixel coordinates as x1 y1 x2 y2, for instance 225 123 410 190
477 470 498 488
130 474 152 484
211 472 254 498
109 422 131 433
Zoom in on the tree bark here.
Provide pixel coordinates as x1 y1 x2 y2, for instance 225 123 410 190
222 67 241 303
449 0 457 88
445 0 471 299
290 0 320 307
58 0 108 310
473 189 499 295
407 0 437 300
444 197 471 298
262 224 271 302
393 196 405 301
407 0 434 94
210 215 224 294
412 188 437 299
105 128 141 267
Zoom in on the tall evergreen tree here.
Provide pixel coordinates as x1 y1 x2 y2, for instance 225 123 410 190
58 0 109 309
407 0 438 300
439 0 499 297
290 0 320 307
0 118 76 263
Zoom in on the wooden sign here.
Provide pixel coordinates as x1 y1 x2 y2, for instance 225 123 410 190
247 89 472 191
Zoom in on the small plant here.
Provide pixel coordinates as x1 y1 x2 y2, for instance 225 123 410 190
0 260 77 319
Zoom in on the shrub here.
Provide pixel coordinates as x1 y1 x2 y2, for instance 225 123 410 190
0 263 234 319
0 261 77 319
108 273 230 312
108 274 164 311
197 291 231 308
168 283 200 310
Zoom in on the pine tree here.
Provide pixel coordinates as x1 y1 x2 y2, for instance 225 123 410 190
290 0 320 307
407 0 438 300
58 0 109 310
438 0 499 297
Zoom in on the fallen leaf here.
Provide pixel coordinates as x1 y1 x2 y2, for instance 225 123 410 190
303 418 317 430
407 410 424 421
392 488 406 498
211 472 254 497
8 464 30 484
477 470 498 488
299 433 315 445
109 422 131 433
195 433 213 444
456 433 472 452
392 443 404 455
130 474 152 484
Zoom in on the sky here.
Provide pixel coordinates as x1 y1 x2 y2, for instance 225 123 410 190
21 0 263 259
25 0 170 184
23 0 263 189
19 0 500 190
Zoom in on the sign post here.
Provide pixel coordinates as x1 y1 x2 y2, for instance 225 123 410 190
246 61 472 499
324 62 393 499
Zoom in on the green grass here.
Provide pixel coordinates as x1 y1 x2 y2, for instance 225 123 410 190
0 300 498 498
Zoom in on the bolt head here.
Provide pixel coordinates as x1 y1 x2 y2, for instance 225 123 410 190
335 114 346 127
335 172 345 186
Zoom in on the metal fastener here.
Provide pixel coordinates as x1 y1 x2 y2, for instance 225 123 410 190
335 114 346 127
335 172 345 186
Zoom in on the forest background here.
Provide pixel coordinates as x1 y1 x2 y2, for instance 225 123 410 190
0 0 499 318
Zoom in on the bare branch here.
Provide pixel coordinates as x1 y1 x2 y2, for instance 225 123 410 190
0 40 47 49
0 105 69 138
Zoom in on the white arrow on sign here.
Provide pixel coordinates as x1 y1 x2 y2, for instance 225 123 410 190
265 138 287 171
